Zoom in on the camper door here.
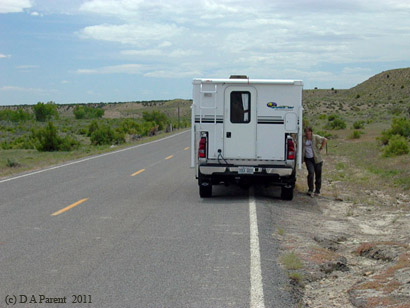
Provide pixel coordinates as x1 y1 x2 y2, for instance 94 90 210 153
224 86 257 159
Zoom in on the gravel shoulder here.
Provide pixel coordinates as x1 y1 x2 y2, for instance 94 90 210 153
273 165 409 307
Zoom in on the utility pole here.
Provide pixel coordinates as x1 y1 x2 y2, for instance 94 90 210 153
177 102 180 129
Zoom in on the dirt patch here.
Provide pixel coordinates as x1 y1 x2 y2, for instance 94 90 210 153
274 168 410 307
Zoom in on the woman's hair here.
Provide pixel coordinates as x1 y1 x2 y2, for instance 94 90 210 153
304 127 313 133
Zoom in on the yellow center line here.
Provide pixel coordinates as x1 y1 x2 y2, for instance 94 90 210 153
131 168 146 176
184 147 190 151
51 198 89 216
165 155 174 160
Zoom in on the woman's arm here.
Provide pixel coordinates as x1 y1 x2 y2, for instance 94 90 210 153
320 137 327 150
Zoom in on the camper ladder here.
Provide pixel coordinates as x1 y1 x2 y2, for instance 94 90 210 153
199 83 218 123
199 83 218 158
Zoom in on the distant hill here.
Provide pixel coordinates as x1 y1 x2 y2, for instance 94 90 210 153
303 67 410 121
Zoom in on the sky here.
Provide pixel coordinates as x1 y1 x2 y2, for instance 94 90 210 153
1 0 410 105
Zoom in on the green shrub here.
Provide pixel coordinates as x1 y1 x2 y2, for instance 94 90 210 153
33 122 79 151
90 124 113 145
170 118 190 130
73 105 104 119
383 135 409 157
12 135 36 149
33 101 59 122
141 121 157 136
78 128 88 135
33 122 60 151
379 117 410 145
326 117 346 130
0 108 32 122
390 117 410 138
89 123 125 145
328 114 339 121
73 106 85 119
6 158 20 168
59 135 80 151
142 111 169 131
1 141 12 150
120 118 142 135
87 120 99 137
352 121 365 129
348 130 362 139
315 130 333 139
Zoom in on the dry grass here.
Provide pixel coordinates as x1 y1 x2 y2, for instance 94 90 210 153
355 242 409 256
352 252 410 296
304 247 339 265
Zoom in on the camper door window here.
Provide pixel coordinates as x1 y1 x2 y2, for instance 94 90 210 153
230 91 251 123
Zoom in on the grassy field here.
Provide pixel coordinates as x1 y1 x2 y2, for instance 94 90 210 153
323 123 410 192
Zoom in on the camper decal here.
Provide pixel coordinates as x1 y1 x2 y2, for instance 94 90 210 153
267 102 294 110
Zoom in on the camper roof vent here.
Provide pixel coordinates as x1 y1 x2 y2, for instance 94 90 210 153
229 75 248 79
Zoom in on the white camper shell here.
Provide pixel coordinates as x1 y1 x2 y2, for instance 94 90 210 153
191 76 303 199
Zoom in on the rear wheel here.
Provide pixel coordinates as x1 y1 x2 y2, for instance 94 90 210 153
281 185 294 200
199 183 212 198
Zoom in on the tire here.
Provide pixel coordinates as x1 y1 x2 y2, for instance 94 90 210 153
281 185 294 201
199 183 212 198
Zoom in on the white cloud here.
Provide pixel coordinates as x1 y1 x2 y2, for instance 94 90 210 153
79 0 144 17
74 61 204 79
16 65 39 70
121 48 200 58
79 23 183 46
76 64 146 74
0 53 11 58
144 69 202 78
0 0 31 13
159 41 172 48
121 49 163 57
0 85 54 93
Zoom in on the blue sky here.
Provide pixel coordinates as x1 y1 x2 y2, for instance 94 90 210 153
1 0 410 106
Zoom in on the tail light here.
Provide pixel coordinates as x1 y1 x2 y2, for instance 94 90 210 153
287 138 295 160
198 136 207 158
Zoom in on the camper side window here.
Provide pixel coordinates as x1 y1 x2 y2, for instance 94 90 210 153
230 91 251 123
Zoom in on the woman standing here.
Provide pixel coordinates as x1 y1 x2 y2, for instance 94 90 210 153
302 127 327 197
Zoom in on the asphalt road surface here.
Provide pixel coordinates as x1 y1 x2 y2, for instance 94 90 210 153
0 130 296 308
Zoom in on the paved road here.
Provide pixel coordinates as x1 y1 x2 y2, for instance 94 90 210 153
0 131 295 308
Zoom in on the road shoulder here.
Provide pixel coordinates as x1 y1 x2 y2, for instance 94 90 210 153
270 171 410 308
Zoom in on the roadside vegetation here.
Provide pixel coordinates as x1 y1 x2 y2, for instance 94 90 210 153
304 67 410 194
0 99 191 177
282 68 409 308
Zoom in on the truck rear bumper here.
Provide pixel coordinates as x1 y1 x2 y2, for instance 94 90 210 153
199 165 293 177
198 164 295 187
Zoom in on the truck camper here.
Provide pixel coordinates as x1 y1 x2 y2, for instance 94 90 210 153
191 75 303 200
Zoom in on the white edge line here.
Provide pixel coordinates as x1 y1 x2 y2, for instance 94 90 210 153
0 130 188 184
249 188 265 308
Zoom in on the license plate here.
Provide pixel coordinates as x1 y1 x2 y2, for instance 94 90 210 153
238 166 254 174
